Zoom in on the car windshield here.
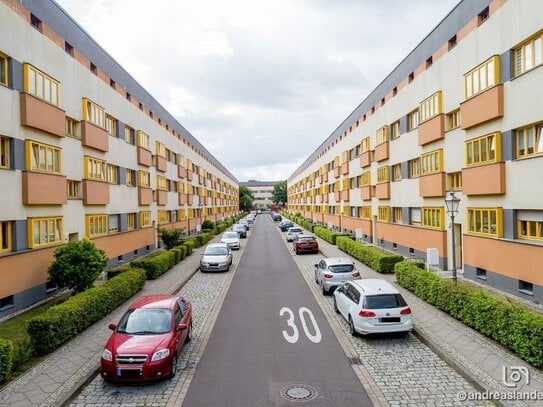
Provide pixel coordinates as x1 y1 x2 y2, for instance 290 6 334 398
328 264 354 273
205 246 229 255
223 232 238 239
364 294 407 309
116 308 172 335
298 236 315 242
289 228 301 233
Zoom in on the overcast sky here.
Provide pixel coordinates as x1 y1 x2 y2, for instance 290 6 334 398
55 0 459 182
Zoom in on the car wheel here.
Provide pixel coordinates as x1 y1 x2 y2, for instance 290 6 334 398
348 316 357 337
185 322 192 344
314 272 319 284
169 354 178 378
321 283 328 296
333 297 339 314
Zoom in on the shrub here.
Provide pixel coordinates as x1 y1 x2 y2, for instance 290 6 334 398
313 226 351 245
131 251 176 279
336 236 403 273
0 338 13 383
395 260 543 367
158 228 184 250
27 268 146 355
201 220 215 230
175 245 187 260
107 265 131 279
182 239 194 255
171 247 182 264
48 239 108 293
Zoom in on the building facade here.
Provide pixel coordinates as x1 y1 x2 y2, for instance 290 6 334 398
240 181 277 209
287 0 543 302
0 0 239 317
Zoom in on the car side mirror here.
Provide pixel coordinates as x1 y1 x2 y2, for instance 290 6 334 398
108 323 117 331
176 323 188 331
314 264 319 268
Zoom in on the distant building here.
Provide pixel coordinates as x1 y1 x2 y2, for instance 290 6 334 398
240 181 278 209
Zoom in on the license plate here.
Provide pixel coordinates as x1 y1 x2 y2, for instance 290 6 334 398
117 368 142 377
380 317 400 323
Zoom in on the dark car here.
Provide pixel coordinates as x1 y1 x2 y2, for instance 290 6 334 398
279 220 294 232
100 294 192 382
273 214 282 222
293 235 319 254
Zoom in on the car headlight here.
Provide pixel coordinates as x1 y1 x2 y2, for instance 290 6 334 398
151 348 170 361
201 262 209 267
101 349 112 361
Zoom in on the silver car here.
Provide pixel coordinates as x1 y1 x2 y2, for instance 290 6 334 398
314 257 360 295
232 223 247 238
200 243 232 272
220 231 240 250
285 227 303 242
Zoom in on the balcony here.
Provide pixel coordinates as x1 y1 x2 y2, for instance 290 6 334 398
19 93 65 137
178 165 186 179
155 156 167 172
419 172 446 197
22 172 67 205
157 190 167 206
83 180 109 205
462 162 505 195
138 187 152 205
361 186 371 201
359 151 371 168
341 189 350 202
333 166 341 178
187 171 193 181
460 85 503 129
375 182 390 199
137 147 152 167
341 162 349 175
179 193 187 205
418 114 444 146
374 142 389 162
81 121 109 152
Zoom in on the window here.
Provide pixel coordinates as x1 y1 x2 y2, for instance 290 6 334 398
0 221 12 253
464 56 498 99
158 210 170 225
82 98 105 128
137 130 150 150
107 164 119 184
409 208 421 226
28 217 63 248
393 207 403 223
124 125 135 144
477 7 489 25
67 180 81 199
518 280 533 295
0 295 14 311
392 87 397 96
408 158 420 178
127 213 137 230
350 206 358 218
391 121 400 139
446 109 460 131
476 267 487 280
378 206 390 222
516 123 543 158
465 132 500 166
361 137 371 153
467 208 503 237
426 56 433 69
105 114 117 137
517 211 543 241
408 109 419 131
138 170 150 188
30 14 42 31
65 41 74 57
65 117 79 138
0 136 10 169
108 215 119 233
448 35 457 50
84 156 106 181
25 140 61 174
157 175 168 191
377 166 389 183
126 169 136 187
156 142 167 158
360 206 371 219
110 79 115 89
0 52 7 86
86 214 107 237
376 126 388 145
23 64 60 106
419 91 442 123
421 149 443 175
447 172 462 190
392 164 401 181
126 92 131 101
408 72 414 83
422 207 444 229
514 33 542 77
90 63 97 75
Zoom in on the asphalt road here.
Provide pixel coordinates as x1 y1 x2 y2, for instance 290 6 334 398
182 215 372 406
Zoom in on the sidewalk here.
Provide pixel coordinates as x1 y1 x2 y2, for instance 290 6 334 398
316 237 543 407
0 243 209 407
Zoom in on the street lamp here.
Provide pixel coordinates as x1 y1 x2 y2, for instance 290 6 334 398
444 191 461 282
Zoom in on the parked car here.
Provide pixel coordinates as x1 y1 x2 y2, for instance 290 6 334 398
273 214 282 222
238 218 249 230
220 231 240 250
333 279 413 336
100 294 192 382
247 215 255 225
293 235 319 254
285 227 303 242
314 257 359 294
232 223 247 238
279 220 294 232
200 243 232 272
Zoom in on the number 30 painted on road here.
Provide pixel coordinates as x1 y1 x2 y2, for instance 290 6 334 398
280 307 322 344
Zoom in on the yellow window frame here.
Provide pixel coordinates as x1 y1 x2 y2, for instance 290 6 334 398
464 55 499 99
422 207 445 230
0 136 10 169
0 52 8 87
140 211 152 228
138 170 150 188
127 213 136 230
82 98 105 128
0 221 12 253
377 166 390 183
107 164 119 184
465 132 501 167
158 210 170 225
157 175 168 191
84 156 107 181
23 63 60 106
28 217 63 248
376 126 388 145
421 149 443 175
105 114 117 136
25 140 62 174
419 91 442 123
137 130 150 150
516 123 543 158
378 206 390 222
361 171 371 186
360 206 371 219
514 32 543 77
156 141 167 158
467 207 503 237
85 214 108 238
517 220 543 241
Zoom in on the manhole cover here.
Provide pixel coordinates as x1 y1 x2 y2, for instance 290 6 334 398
280 384 317 402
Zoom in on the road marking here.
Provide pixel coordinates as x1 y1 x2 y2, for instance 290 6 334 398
280 306 322 344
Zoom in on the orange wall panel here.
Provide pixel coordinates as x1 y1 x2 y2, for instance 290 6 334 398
22 172 67 205
460 85 503 129
178 165 186 178
137 147 152 167
138 187 153 205
93 228 155 259
419 173 446 197
462 162 505 195
377 223 447 256
157 190 167 206
20 93 65 137
376 182 390 199
359 152 371 168
81 121 109 152
83 180 109 205
156 156 167 172
418 114 444 146
361 186 371 200
374 142 389 162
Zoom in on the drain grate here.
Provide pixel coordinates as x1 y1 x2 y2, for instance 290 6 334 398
280 384 317 402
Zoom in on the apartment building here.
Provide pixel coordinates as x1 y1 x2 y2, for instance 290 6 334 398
0 0 239 317
287 0 543 302
240 181 277 209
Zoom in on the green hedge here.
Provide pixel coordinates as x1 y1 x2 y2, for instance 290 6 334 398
27 268 146 356
0 338 13 382
107 265 131 279
131 251 176 279
313 226 351 245
183 239 194 255
336 236 403 273
395 261 543 367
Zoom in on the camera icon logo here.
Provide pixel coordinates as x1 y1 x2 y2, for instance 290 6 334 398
502 366 530 388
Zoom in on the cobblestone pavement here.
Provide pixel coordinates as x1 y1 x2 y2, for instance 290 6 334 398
70 239 245 407
281 231 494 407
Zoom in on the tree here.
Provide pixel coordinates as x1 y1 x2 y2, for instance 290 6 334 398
159 228 185 250
272 180 287 205
239 185 254 211
48 239 108 293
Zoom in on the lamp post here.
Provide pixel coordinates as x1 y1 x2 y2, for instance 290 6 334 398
444 191 461 282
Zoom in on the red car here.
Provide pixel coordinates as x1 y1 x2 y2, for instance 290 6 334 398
293 235 319 254
100 294 192 382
